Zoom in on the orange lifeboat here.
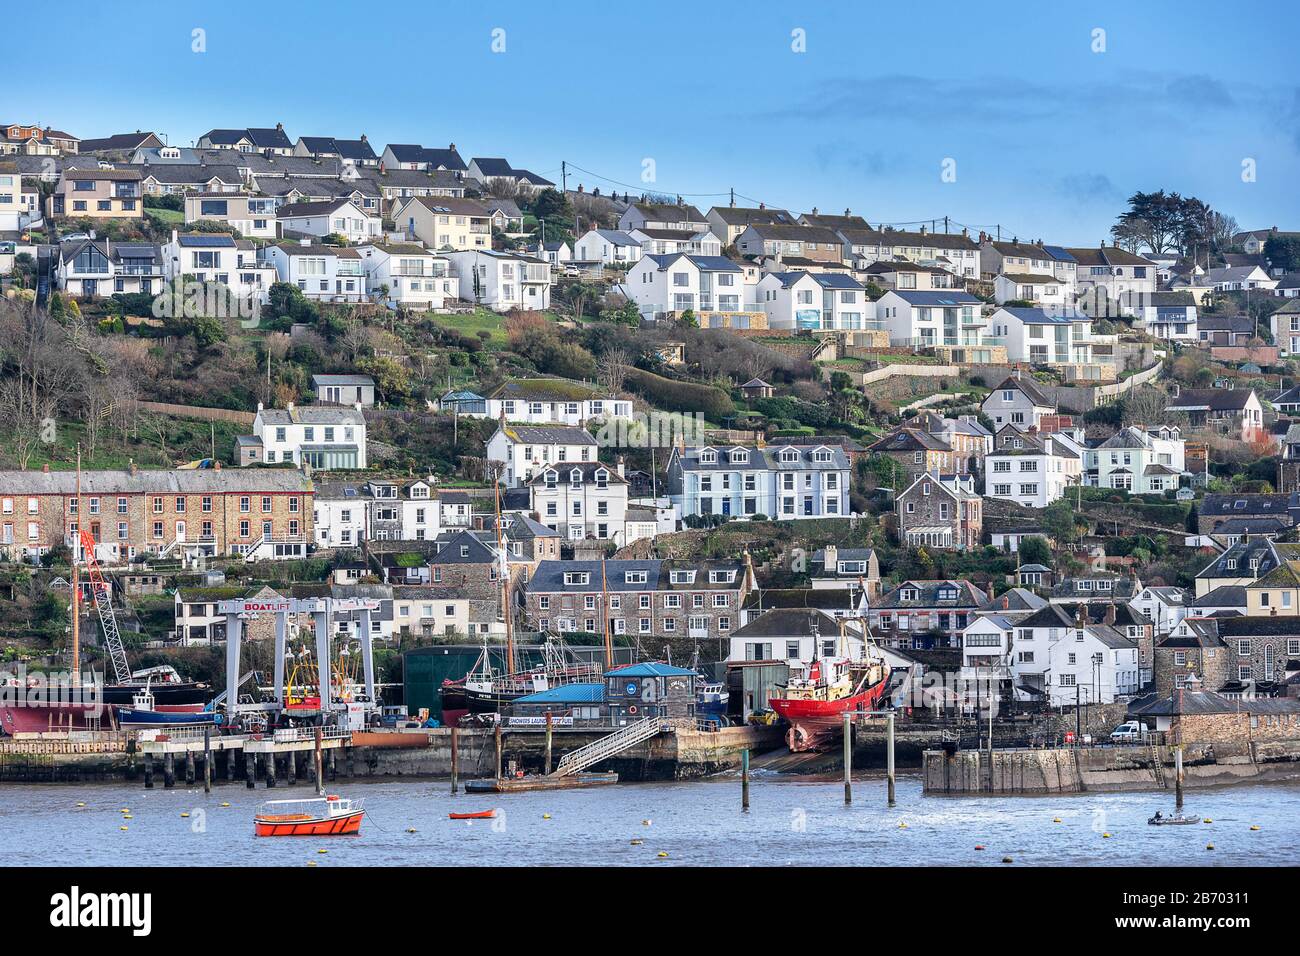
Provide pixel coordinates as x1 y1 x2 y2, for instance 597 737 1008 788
254 796 363 836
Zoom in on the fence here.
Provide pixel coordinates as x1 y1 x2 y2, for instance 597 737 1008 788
136 401 255 425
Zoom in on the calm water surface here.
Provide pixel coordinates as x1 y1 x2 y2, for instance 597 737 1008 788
3 772 1297 866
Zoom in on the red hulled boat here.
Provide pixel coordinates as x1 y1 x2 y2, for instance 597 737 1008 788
769 652 891 752
254 796 364 836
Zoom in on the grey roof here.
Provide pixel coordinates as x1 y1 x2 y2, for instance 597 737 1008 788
979 588 1048 613
528 462 628 485
1047 576 1140 600
312 374 375 387
1200 493 1292 518
730 608 843 639
1166 388 1257 412
710 206 795 226
138 163 244 184
1134 690 1300 717
526 559 744 593
0 469 310 494
384 144 467 170
887 290 982 306
645 253 742 273
430 530 498 565
497 424 598 446
875 579 988 609
741 588 862 612
674 443 850 472
988 375 1053 408
258 406 364 425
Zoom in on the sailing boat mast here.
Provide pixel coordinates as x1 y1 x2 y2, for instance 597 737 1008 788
71 445 82 686
493 471 514 676
601 557 613 670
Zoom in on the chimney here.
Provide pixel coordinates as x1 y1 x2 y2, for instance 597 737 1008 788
844 208 851 217
127 459 136 476
1104 602 1116 626
448 143 456 151
360 134 367 143
616 455 625 478
41 463 49 473
811 206 819 216
276 122 284 132
286 401 294 412
257 402 265 412
1074 603 1086 626
920 225 927 235
214 460 222 471
824 544 838 572
758 202 765 210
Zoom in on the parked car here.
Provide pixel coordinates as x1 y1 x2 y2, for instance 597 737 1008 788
1109 721 1149 742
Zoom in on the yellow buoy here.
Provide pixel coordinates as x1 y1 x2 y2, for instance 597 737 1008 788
180 812 190 818
317 849 328 855
76 802 86 808
120 808 129 813
1206 843 1215 850
221 802 231 808
1053 817 1062 823
119 825 128 831
307 861 318 867
542 813 552 819
1002 857 1013 864
897 822 908 829
630 838 643 845
1250 825 1261 831
657 851 668 858
1203 818 1213 824
1102 832 1111 838
406 828 418 834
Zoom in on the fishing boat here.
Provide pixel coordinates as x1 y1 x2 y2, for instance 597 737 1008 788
448 809 498 820
439 678 469 726
100 665 210 707
462 641 602 714
769 624 890 752
696 679 729 716
115 687 220 729
254 796 364 836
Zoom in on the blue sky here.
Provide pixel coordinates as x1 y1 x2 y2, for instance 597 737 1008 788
11 0 1299 244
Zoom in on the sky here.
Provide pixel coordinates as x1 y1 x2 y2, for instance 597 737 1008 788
9 0 1300 245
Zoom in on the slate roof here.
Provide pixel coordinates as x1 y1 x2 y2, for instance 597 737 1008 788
257 406 364 425
988 375 1053 408
875 580 988 609
741 588 862 612
998 306 1086 325
1190 585 1247 608
840 227 978 250
645 253 742 273
886 290 982 306
385 144 467 170
1166 389 1257 412
498 424 598 446
525 559 744 593
870 427 952 453
1199 493 1291 518
710 205 795 226
0 469 310 494
80 132 161 152
138 163 244 185
729 608 843 639
630 202 706 224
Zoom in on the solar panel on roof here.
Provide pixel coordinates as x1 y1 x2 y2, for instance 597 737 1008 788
177 235 236 247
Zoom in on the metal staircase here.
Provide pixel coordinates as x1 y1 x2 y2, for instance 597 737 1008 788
551 717 666 777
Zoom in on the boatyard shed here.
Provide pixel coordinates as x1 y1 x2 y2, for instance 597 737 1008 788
604 662 696 723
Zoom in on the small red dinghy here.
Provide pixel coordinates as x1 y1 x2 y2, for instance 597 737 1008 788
449 809 498 820
255 795 364 836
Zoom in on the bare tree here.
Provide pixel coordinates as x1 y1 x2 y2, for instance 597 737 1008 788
597 347 630 395
1120 386 1170 428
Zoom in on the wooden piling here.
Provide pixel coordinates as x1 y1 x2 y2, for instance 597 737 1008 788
184 750 196 786
265 752 277 788
544 713 553 775
328 748 337 781
495 725 503 780
450 726 459 793
245 751 255 789
1175 746 1184 811
203 729 212 794
741 748 750 810
163 752 175 789
843 713 853 805
887 712 896 807
144 753 154 789
285 751 297 785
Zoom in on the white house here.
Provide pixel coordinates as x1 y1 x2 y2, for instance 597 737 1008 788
842 227 981 278
477 379 633 425
399 478 442 542
160 230 277 303
528 462 630 542
312 374 377 407
1086 425 1185 494
987 307 1095 366
1066 245 1158 302
355 242 458 309
276 199 381 244
261 242 369 303
624 253 747 322
56 238 164 297
1130 586 1189 637
1206 265 1277 292
1269 300 1300 356
574 229 643 266
980 376 1057 431
1001 604 1139 704
755 271 872 331
313 479 371 548
627 227 723 258
1122 291 1199 343
617 201 709 234
485 424 600 487
875 290 985 348
240 402 367 469
392 196 492 251
993 273 1067 308
443 249 550 311
984 426 1083 508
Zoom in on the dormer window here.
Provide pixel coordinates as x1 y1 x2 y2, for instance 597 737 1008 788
624 570 648 585
570 468 583 485
544 470 558 488
699 448 717 464
709 570 737 584
564 572 591 586
595 469 609 488
900 588 919 602
813 449 832 463
730 449 748 464
779 449 799 463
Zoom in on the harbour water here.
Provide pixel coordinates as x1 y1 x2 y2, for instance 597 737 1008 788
4 773 1298 866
